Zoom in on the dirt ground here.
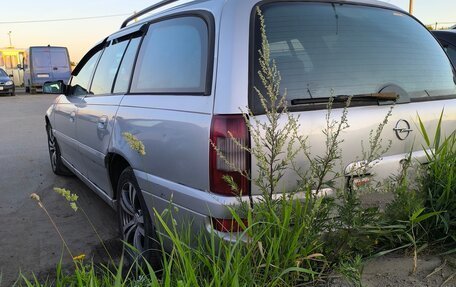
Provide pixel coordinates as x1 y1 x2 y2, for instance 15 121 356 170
360 254 456 287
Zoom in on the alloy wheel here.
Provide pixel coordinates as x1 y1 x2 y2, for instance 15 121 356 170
119 182 146 254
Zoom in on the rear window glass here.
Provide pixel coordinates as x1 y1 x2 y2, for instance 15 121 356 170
32 51 51 68
50 49 69 68
251 3 456 112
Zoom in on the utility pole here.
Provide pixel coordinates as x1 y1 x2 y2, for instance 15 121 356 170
409 0 414 14
8 31 12 47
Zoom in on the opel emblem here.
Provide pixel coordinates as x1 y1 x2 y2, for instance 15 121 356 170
393 119 413 140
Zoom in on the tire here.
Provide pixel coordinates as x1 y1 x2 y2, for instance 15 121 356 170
46 124 72 176
25 87 30 93
117 167 162 271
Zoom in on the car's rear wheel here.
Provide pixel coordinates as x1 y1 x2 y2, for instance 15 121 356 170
25 87 30 93
117 167 161 271
46 124 72 176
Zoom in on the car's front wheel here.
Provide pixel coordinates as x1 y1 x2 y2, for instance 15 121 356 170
117 167 161 270
46 124 72 176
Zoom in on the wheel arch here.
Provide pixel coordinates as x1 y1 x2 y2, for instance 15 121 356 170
105 152 131 201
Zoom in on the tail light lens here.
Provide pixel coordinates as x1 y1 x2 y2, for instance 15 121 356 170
211 217 248 232
210 115 250 196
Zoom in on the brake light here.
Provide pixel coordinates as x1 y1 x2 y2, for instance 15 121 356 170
211 217 248 232
210 115 250 196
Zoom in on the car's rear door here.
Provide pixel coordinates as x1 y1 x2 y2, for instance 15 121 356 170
76 30 143 197
50 47 71 83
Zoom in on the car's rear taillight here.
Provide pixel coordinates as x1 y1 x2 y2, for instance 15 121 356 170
210 115 250 196
211 217 248 232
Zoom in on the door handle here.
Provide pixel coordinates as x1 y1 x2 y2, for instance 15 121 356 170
98 116 108 130
70 111 76 123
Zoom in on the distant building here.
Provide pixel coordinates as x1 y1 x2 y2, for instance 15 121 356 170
0 47 26 86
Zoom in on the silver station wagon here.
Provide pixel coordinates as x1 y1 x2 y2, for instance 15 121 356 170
44 0 456 265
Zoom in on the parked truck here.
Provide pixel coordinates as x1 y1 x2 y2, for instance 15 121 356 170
23 46 71 93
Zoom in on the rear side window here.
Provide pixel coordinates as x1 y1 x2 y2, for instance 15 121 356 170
251 3 456 112
68 50 102 96
113 37 141 94
131 16 209 94
50 49 69 68
90 40 129 95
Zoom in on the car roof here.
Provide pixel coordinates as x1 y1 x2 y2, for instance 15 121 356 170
122 0 403 31
432 30 456 46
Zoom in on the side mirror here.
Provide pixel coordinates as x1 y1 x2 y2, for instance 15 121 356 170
8 74 13 78
43 80 66 94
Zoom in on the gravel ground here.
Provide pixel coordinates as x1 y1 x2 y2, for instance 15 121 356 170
0 92 118 285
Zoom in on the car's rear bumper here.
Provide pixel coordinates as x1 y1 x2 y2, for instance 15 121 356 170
134 169 247 247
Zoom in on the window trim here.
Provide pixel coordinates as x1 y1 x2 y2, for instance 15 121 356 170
67 45 104 97
435 38 456 70
127 10 215 96
248 1 456 115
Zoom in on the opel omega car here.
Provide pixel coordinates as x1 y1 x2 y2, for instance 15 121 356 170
43 0 456 266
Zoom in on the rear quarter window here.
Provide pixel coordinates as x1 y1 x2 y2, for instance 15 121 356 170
131 16 210 94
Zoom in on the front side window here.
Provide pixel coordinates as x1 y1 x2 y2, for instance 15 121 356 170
131 16 209 94
90 40 129 95
251 3 456 112
68 50 102 97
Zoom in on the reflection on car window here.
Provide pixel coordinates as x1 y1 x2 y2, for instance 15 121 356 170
252 3 456 111
68 50 102 97
90 40 129 95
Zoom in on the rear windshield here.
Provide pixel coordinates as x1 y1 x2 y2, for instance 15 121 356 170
251 3 456 112
32 50 51 68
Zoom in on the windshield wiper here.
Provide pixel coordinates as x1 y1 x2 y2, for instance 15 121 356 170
290 92 398 106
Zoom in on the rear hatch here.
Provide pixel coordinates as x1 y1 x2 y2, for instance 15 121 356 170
31 47 71 85
248 2 456 195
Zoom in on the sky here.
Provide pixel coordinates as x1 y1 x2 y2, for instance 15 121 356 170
1 0 455 63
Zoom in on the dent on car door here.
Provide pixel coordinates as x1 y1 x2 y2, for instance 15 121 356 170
76 34 141 197
54 48 102 175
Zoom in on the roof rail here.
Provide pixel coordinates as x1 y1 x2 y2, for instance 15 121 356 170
121 0 180 28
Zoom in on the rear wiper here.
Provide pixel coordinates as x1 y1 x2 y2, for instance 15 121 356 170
291 92 399 106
